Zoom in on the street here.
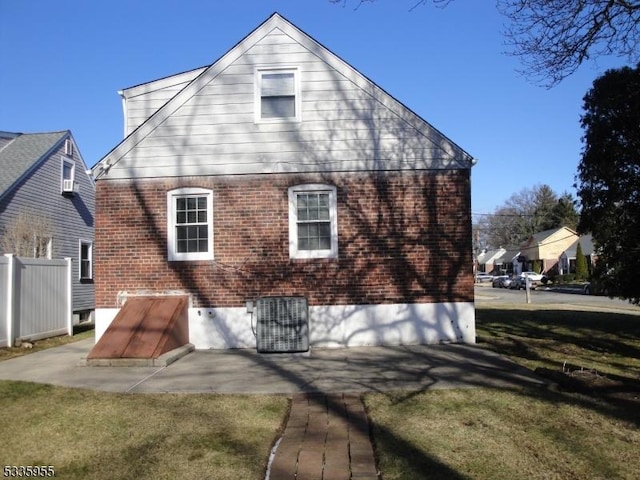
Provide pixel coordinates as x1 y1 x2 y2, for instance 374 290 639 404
475 284 640 314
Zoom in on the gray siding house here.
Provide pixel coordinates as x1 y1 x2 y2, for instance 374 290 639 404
0 130 95 319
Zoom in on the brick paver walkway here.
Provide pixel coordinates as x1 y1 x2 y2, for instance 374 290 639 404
268 393 379 480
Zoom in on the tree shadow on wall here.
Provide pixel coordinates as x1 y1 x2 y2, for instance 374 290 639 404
95 49 476 478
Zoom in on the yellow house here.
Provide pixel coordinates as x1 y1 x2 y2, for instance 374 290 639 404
519 226 579 273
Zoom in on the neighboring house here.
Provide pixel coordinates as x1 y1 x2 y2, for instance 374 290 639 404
91 13 476 350
494 247 521 275
0 130 95 320
476 248 506 274
519 226 579 273
559 234 596 275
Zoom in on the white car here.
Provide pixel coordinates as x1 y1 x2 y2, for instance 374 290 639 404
519 271 544 282
475 273 494 283
510 271 545 290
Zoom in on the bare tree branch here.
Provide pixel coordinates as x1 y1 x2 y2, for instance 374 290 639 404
0 209 52 258
498 0 640 87
330 0 640 86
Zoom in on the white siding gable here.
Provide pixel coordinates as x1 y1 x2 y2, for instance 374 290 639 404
120 67 207 136
95 13 473 180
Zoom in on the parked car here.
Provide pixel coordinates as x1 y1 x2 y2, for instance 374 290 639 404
510 271 543 290
500 276 513 288
475 273 494 283
492 275 511 288
519 271 544 282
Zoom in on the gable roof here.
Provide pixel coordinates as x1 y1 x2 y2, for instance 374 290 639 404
93 12 474 180
0 131 68 200
562 234 595 257
477 248 506 265
522 226 578 247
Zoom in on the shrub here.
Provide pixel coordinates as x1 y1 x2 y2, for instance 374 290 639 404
575 243 589 281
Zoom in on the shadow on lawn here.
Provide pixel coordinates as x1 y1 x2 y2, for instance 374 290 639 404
476 308 640 417
476 308 640 373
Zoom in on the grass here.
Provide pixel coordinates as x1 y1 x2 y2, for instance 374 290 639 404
475 304 640 378
0 381 288 480
367 388 640 480
365 304 640 480
0 323 95 362
0 325 288 479
4 303 640 479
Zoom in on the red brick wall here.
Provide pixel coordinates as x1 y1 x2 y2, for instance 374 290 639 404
95 171 473 307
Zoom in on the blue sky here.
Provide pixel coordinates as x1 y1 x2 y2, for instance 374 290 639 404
0 0 626 215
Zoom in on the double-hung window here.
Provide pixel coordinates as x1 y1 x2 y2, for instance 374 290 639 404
61 157 75 193
167 188 214 261
79 240 93 280
288 184 338 259
256 68 300 122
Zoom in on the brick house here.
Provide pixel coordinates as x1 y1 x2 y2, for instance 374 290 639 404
91 13 476 350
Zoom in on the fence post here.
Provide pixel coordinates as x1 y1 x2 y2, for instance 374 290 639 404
65 257 73 336
5 254 15 347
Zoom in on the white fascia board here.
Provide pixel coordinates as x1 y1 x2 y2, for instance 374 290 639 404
95 13 474 180
119 67 208 100
274 16 476 168
94 17 283 180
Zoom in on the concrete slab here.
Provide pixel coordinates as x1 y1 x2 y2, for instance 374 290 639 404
0 339 545 394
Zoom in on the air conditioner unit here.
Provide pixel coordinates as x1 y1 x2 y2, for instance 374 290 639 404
256 296 309 353
62 179 75 193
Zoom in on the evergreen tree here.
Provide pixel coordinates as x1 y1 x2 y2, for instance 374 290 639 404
577 64 640 304
575 242 588 281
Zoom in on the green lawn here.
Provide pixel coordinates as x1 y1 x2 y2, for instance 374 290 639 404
0 381 288 480
3 305 640 479
365 304 640 480
0 323 94 362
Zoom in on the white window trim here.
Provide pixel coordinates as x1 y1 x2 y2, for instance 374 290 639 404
167 187 214 261
64 138 74 156
61 156 75 191
79 239 93 280
288 184 338 259
254 67 301 123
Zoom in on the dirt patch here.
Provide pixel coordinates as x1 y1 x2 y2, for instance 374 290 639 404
535 366 640 407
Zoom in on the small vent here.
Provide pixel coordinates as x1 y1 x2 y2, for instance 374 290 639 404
64 139 74 156
256 296 309 353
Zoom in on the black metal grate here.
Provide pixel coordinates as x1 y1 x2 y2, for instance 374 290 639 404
256 296 309 353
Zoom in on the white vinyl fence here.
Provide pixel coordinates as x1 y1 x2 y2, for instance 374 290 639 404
0 254 72 347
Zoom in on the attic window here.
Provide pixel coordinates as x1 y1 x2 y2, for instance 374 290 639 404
64 138 74 156
256 68 300 122
61 157 76 194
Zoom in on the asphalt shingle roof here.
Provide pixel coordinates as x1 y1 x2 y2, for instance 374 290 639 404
0 131 67 197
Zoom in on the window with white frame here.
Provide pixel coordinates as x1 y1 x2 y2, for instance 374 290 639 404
256 68 300 122
167 188 214 261
79 240 92 280
288 184 338 259
61 157 75 192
